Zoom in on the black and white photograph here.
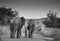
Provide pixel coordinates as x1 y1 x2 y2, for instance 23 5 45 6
0 0 60 41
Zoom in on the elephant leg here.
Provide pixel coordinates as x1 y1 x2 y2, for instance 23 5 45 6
28 30 34 38
31 30 34 38
18 30 21 38
12 30 16 38
16 28 21 38
30 25 35 38
24 28 27 38
11 26 17 38
10 30 13 38
10 26 14 38
28 30 31 38
10 30 16 38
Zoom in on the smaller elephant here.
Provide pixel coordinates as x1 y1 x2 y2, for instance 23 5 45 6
24 19 35 38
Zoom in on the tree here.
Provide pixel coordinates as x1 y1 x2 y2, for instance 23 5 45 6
0 6 18 25
43 10 60 28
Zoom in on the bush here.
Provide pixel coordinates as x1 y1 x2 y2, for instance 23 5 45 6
43 11 60 28
0 6 18 25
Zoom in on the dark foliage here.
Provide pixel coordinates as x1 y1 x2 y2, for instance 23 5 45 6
0 6 18 25
43 21 53 27
43 11 60 28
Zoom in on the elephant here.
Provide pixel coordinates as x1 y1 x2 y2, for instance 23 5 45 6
10 17 25 38
24 19 35 38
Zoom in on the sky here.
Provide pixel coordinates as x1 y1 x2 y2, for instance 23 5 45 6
0 0 60 19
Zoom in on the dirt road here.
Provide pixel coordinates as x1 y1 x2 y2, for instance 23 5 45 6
1 34 53 41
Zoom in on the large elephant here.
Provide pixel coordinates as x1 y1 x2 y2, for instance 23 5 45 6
10 17 25 38
24 19 35 38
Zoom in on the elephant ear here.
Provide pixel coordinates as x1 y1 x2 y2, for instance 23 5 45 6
21 17 25 25
27 26 30 30
21 17 25 21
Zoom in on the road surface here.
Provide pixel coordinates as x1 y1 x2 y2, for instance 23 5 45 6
1 34 53 41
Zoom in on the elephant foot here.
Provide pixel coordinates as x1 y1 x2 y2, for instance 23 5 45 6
29 36 33 38
24 36 27 38
10 36 15 39
16 37 20 38
16 36 21 38
10 36 12 38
